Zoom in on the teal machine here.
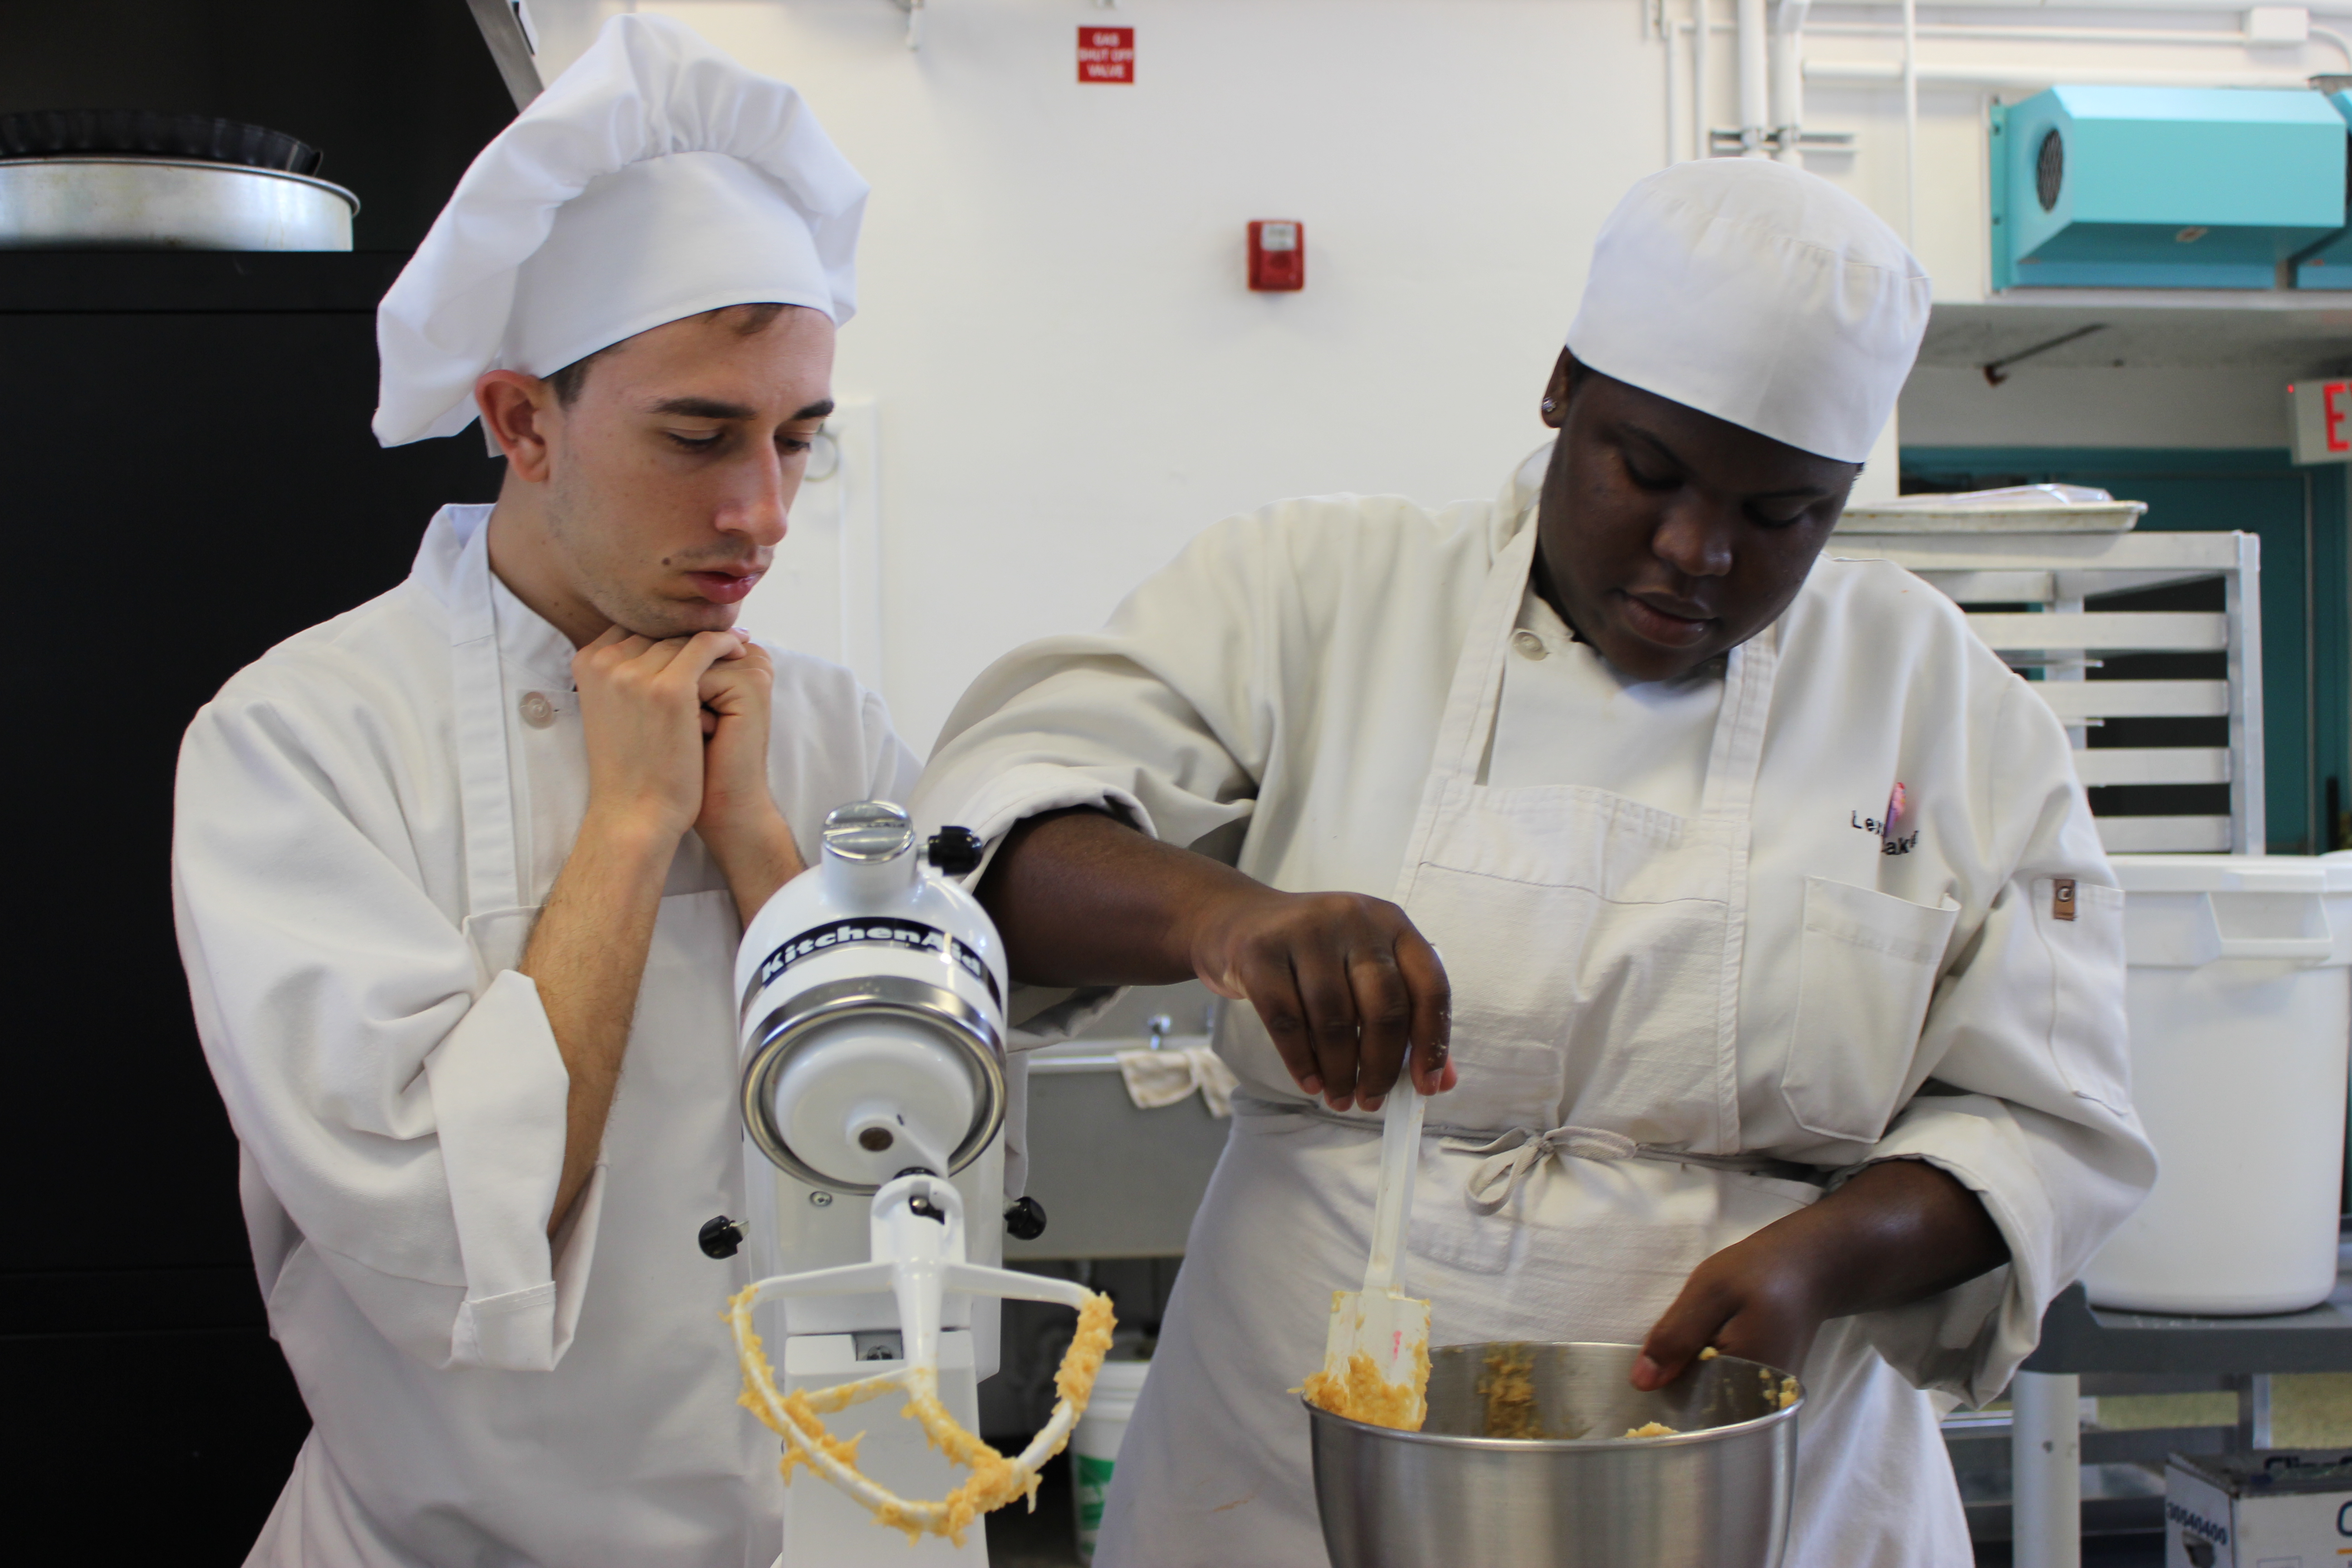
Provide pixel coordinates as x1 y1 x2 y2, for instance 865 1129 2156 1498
2297 89 2352 287
1990 86 2349 290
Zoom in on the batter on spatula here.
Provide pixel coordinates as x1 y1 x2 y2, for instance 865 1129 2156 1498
1300 1078 1431 1431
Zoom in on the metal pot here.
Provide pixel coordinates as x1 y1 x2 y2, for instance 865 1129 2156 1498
0 156 357 250
1306 1342 1801 1568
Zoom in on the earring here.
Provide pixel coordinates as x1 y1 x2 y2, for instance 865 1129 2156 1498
1541 398 1556 413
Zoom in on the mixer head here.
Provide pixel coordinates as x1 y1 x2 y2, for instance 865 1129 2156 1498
736 801 1009 1193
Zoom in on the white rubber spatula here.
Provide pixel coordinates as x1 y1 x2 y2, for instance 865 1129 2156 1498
1305 1074 1431 1431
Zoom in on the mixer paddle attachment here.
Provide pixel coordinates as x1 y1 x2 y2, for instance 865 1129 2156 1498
727 1172 1116 1546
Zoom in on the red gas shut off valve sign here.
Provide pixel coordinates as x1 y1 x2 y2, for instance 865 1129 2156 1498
1078 26 1134 83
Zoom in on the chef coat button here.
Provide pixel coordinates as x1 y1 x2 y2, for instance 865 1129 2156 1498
519 691 557 729
1511 629 1548 661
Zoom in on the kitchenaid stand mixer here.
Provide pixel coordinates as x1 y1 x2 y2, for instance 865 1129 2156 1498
701 801 1114 1562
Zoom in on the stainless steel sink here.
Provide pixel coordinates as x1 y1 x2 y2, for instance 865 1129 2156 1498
1009 984 1231 1261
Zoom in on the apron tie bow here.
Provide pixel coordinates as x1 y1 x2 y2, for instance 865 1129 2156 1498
1454 1124 1639 1215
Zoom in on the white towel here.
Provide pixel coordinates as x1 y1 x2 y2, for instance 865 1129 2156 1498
1115 1046 1240 1119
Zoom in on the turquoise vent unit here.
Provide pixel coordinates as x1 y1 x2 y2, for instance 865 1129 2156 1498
1990 86 2348 290
2292 88 2352 288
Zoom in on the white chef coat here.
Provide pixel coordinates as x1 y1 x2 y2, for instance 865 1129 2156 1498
1489 586 1723 812
912 449 2155 1568
173 504 917 1568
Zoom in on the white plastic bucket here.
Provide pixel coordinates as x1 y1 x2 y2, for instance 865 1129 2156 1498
2330 853 2352 965
1072 1358 1152 1563
2082 854 2352 1315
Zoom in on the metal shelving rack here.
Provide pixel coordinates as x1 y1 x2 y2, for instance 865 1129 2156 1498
1839 524 2291 1566
1831 529 2265 854
1991 1266 2352 1568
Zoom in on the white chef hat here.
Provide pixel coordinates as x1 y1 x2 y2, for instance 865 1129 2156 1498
372 13 866 446
1564 160 1929 465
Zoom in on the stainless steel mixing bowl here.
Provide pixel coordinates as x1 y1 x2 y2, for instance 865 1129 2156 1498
1307 1341 1801 1568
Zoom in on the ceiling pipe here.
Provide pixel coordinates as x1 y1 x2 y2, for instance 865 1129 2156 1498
1804 57 2325 85
1656 0 1692 162
1817 20 2309 41
1740 0 1774 152
1820 0 2352 13
890 0 926 50
1695 0 1715 164
1903 0 1921 244
1770 0 1812 162
1807 17 2352 66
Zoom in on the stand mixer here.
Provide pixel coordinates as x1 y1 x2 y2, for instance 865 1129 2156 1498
700 801 1115 1561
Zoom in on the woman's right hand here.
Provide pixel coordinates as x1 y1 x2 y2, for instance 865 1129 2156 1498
979 808 1455 1111
1177 884 1454 1112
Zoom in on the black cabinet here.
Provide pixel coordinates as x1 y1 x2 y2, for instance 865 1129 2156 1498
0 250 503 1560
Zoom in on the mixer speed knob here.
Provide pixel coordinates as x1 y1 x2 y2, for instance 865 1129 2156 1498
697 1215 747 1259
926 825 984 877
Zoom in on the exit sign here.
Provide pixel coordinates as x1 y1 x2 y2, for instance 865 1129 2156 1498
1078 26 1133 83
2291 379 2352 465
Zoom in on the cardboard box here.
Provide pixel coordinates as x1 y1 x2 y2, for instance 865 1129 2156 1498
2166 1450 2352 1567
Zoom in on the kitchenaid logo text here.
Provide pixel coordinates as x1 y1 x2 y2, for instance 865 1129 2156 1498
758 918 1001 1004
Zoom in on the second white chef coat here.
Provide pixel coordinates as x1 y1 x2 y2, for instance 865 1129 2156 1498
174 504 918 1567
1489 584 1723 812
913 447 2156 1567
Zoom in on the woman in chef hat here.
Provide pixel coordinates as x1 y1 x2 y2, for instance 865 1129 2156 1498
914 159 2155 1566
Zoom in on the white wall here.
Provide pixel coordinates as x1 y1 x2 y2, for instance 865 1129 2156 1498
568 0 1666 745
516 0 2346 745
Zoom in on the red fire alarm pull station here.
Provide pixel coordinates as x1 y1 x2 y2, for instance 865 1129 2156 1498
1078 27 1134 83
1249 220 1304 291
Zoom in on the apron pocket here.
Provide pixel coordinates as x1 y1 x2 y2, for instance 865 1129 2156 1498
1435 1031 1572 1133
1779 877 1958 1143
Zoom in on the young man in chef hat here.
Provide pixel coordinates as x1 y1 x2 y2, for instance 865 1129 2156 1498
173 17 913 1565
914 160 2156 1565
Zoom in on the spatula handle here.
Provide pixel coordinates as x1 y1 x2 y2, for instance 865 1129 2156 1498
1362 1076 1425 1294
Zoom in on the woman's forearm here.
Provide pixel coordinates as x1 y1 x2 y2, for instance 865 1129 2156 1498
1634 1156 2010 1387
1788 1157 2011 1316
978 807 1253 986
977 806 1456 1106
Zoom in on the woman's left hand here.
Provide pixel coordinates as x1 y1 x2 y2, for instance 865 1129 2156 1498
1630 1157 2010 1391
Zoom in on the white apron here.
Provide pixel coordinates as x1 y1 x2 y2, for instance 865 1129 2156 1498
1093 526 1970 1568
250 523 778 1567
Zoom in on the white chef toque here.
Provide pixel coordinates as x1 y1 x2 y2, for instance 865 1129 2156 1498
1564 160 1930 465
372 13 866 447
